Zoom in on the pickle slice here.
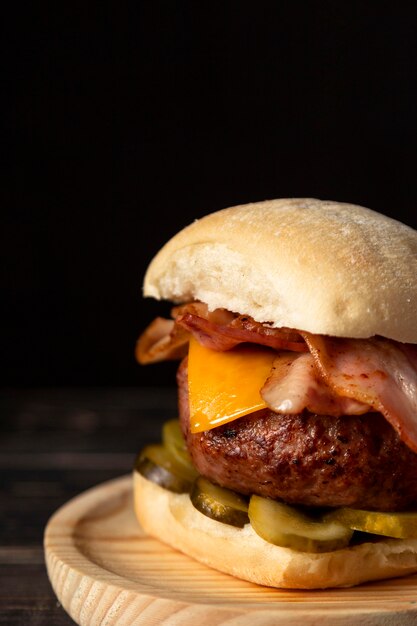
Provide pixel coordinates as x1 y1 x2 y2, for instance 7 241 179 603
135 444 193 493
248 496 353 553
324 507 417 539
191 476 249 527
162 419 198 482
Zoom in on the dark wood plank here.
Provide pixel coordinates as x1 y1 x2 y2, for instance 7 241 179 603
0 387 176 625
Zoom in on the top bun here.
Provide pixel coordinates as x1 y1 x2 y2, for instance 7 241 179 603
144 198 417 343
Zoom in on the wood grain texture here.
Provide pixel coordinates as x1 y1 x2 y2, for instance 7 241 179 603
45 475 417 626
0 387 175 624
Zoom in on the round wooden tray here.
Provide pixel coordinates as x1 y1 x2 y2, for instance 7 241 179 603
44 475 417 625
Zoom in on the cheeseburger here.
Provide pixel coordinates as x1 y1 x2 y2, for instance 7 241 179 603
134 198 417 589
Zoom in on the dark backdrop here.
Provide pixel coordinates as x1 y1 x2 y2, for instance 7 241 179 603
2 3 417 387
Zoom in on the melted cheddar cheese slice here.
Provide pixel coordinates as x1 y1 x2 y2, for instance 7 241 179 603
188 336 276 433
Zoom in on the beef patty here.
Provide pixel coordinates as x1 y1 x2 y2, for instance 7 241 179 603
178 358 417 510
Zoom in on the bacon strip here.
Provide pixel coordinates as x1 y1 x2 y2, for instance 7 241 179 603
136 304 417 454
135 317 189 364
137 303 307 361
303 333 417 454
261 352 370 416
176 312 308 353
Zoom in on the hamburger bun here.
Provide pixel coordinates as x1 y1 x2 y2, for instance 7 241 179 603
134 472 417 589
135 198 417 589
144 198 417 343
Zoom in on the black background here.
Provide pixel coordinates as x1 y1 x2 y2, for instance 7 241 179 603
2 2 417 387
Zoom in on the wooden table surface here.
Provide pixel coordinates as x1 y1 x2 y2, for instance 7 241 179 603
0 386 176 625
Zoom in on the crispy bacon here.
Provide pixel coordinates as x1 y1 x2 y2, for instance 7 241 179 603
136 303 417 454
171 301 211 320
176 312 308 353
137 302 307 361
303 333 417 454
261 352 370 416
135 317 189 364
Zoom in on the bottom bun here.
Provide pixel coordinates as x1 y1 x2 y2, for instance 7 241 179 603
133 471 417 589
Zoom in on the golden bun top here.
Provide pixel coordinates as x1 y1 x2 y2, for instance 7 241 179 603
144 198 417 343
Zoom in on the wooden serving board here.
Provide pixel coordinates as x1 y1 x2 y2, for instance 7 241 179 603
44 475 417 625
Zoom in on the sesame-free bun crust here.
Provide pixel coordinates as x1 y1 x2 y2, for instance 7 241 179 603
133 472 417 589
144 199 417 343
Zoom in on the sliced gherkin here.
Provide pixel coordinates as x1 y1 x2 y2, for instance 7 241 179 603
162 419 198 482
324 507 417 539
248 495 353 553
190 476 249 527
135 444 193 493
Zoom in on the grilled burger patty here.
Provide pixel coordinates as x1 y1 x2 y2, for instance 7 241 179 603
178 358 417 511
